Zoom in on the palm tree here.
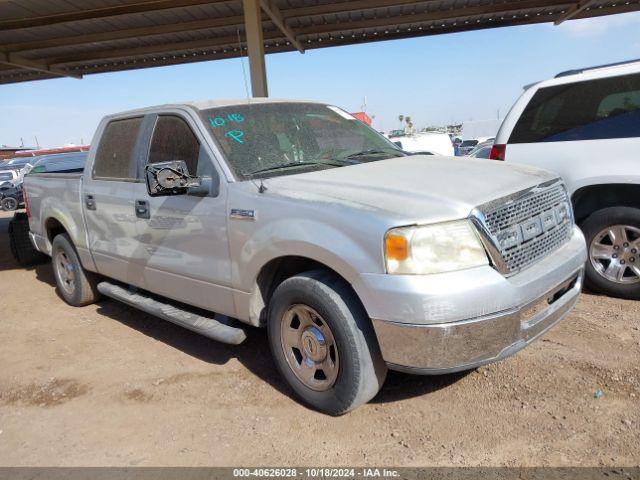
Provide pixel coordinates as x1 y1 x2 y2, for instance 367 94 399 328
398 115 404 128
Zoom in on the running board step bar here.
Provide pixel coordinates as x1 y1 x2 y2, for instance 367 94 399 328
97 282 247 345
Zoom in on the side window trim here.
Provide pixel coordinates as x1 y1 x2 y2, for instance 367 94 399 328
134 114 159 181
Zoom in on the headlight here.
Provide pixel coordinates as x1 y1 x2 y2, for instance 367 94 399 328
384 220 489 274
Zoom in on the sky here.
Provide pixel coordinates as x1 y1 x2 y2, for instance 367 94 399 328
1 11 640 148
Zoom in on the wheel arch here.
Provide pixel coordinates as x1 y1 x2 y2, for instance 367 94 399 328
243 254 366 327
572 183 640 225
44 216 69 243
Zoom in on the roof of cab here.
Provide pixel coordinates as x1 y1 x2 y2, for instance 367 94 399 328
108 98 325 118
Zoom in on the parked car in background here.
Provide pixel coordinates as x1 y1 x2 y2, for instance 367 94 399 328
467 140 494 159
457 137 494 156
23 99 586 414
492 59 640 299
0 169 19 185
0 183 23 211
2 157 34 172
390 131 454 156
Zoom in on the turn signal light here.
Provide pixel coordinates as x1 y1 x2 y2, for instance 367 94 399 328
489 144 506 161
385 233 409 261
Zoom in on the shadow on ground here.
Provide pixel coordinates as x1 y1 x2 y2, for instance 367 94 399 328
94 298 467 409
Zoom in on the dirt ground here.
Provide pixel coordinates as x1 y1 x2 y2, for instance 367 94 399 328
0 210 638 467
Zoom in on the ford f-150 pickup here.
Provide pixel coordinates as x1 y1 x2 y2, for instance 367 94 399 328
23 99 587 415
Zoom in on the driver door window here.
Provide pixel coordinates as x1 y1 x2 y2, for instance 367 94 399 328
148 115 201 174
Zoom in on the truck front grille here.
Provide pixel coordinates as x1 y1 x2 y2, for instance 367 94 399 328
477 181 573 275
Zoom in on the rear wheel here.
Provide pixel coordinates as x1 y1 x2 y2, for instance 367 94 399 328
51 233 100 306
8 212 48 266
582 207 640 300
267 270 387 415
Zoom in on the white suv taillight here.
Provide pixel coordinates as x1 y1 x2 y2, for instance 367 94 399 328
489 144 506 161
23 186 30 217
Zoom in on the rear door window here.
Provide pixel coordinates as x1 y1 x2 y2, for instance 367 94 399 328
509 72 640 143
93 117 143 180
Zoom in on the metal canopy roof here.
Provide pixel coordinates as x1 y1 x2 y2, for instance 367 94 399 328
1 0 638 85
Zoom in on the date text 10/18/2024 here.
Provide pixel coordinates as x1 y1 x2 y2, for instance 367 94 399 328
232 468 400 478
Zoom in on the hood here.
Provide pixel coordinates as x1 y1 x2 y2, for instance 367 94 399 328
265 155 558 224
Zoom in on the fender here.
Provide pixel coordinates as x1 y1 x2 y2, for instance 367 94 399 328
231 217 384 325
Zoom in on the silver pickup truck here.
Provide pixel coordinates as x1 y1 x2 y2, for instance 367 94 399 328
24 99 587 415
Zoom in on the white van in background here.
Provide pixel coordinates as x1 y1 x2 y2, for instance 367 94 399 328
492 59 640 300
390 132 454 156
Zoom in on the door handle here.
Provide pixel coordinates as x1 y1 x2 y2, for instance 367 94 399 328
85 194 96 210
135 199 150 219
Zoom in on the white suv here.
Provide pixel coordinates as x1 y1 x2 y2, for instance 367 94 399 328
491 59 640 300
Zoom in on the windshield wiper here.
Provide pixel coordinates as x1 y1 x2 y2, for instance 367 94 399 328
245 160 345 179
342 149 406 160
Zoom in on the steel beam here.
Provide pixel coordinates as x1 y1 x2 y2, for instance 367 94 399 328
243 0 268 97
0 52 81 79
42 0 573 66
260 0 304 53
554 0 599 24
0 0 229 31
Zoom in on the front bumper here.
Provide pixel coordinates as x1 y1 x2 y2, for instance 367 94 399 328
373 268 582 373
358 226 587 373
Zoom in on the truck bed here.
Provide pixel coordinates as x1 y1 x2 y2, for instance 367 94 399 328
24 172 87 257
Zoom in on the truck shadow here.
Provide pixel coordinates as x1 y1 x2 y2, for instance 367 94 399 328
372 370 470 404
94 300 298 403
94 298 468 408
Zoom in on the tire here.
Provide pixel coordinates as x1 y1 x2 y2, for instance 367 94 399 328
267 269 387 415
581 206 640 300
1 196 19 211
8 212 48 266
51 233 100 306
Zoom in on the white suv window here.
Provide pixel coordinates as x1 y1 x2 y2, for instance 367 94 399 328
509 72 640 143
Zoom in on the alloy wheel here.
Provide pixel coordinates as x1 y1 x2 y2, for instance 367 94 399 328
589 224 640 284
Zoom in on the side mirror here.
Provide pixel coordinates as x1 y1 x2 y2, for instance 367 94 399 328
145 160 200 197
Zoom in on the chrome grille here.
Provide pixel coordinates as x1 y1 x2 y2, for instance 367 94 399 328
478 181 573 275
484 184 568 233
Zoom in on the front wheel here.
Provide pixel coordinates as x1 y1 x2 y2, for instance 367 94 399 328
267 270 387 415
582 207 640 300
51 233 101 306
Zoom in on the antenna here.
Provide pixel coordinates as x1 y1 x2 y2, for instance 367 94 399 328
250 178 268 194
237 28 251 103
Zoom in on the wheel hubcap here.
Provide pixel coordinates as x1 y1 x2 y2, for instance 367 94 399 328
54 249 76 294
589 224 640 284
280 305 339 391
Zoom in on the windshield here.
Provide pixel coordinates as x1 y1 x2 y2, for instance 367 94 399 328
460 140 478 147
0 172 13 181
199 102 404 180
